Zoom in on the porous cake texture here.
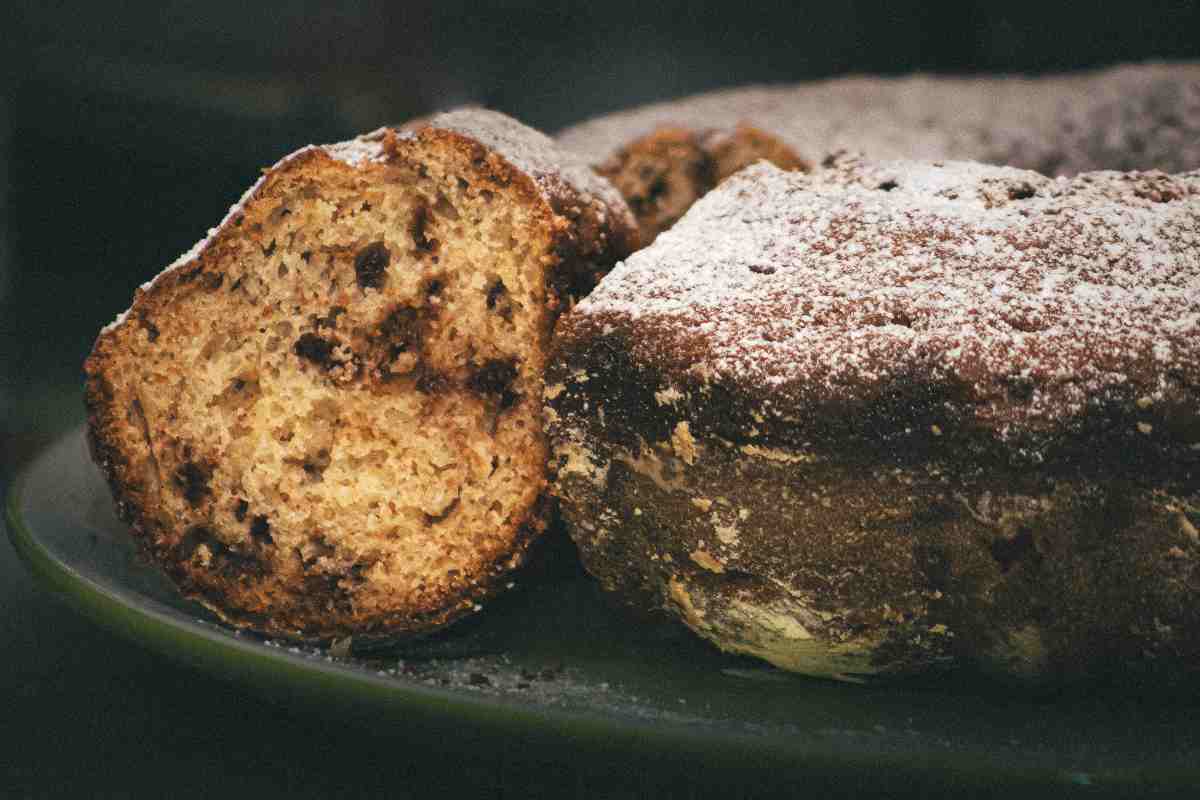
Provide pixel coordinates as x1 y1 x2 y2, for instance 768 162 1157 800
86 109 637 640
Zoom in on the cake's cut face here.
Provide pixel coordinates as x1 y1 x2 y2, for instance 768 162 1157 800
546 159 1200 683
86 111 637 640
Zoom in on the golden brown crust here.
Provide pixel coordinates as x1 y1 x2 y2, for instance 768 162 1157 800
86 111 636 641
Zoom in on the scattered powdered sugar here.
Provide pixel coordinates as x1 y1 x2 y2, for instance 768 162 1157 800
428 108 634 227
575 158 1200 436
557 62 1200 178
322 126 391 166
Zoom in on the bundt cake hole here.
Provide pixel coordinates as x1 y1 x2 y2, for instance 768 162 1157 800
249 515 273 545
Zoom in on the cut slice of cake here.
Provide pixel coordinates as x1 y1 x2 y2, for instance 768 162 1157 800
85 109 638 641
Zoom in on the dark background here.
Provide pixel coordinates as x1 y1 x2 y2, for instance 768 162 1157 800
4 2 1200 797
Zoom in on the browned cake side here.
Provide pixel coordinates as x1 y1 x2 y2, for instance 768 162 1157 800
546 158 1200 683
85 109 637 641
560 62 1200 241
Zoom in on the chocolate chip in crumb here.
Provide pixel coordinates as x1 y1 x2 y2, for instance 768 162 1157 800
468 359 520 409
173 461 211 507
486 279 507 308
410 203 438 253
294 333 336 368
234 499 249 521
877 179 899 192
249 515 273 545
354 241 391 289
748 264 776 275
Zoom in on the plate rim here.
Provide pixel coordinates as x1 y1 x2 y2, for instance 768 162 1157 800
5 426 1185 793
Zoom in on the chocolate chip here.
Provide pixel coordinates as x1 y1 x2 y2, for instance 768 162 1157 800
261 239 277 258
293 333 336 368
249 515 273 545
877 179 899 192
138 314 160 343
748 264 776 275
301 449 331 482
425 278 444 297
354 241 391 289
486 279 507 308
468 359 521 409
410 203 438 253
234 499 249 521
173 461 211 507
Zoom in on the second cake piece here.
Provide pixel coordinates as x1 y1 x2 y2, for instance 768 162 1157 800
546 157 1200 683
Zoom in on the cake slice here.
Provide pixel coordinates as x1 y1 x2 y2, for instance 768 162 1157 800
85 109 638 641
546 157 1200 682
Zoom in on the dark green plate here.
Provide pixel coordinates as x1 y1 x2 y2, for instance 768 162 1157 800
8 427 1199 797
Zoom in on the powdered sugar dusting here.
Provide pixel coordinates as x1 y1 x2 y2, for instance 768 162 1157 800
99 131 393 335
322 127 391 166
429 108 634 229
101 112 633 337
575 159 1200 438
558 62 1200 177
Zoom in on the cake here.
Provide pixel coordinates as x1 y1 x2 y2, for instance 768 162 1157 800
545 157 1200 682
85 108 638 641
558 62 1200 241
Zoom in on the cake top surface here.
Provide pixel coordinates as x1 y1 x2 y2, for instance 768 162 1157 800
556 62 1200 177
570 158 1200 442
